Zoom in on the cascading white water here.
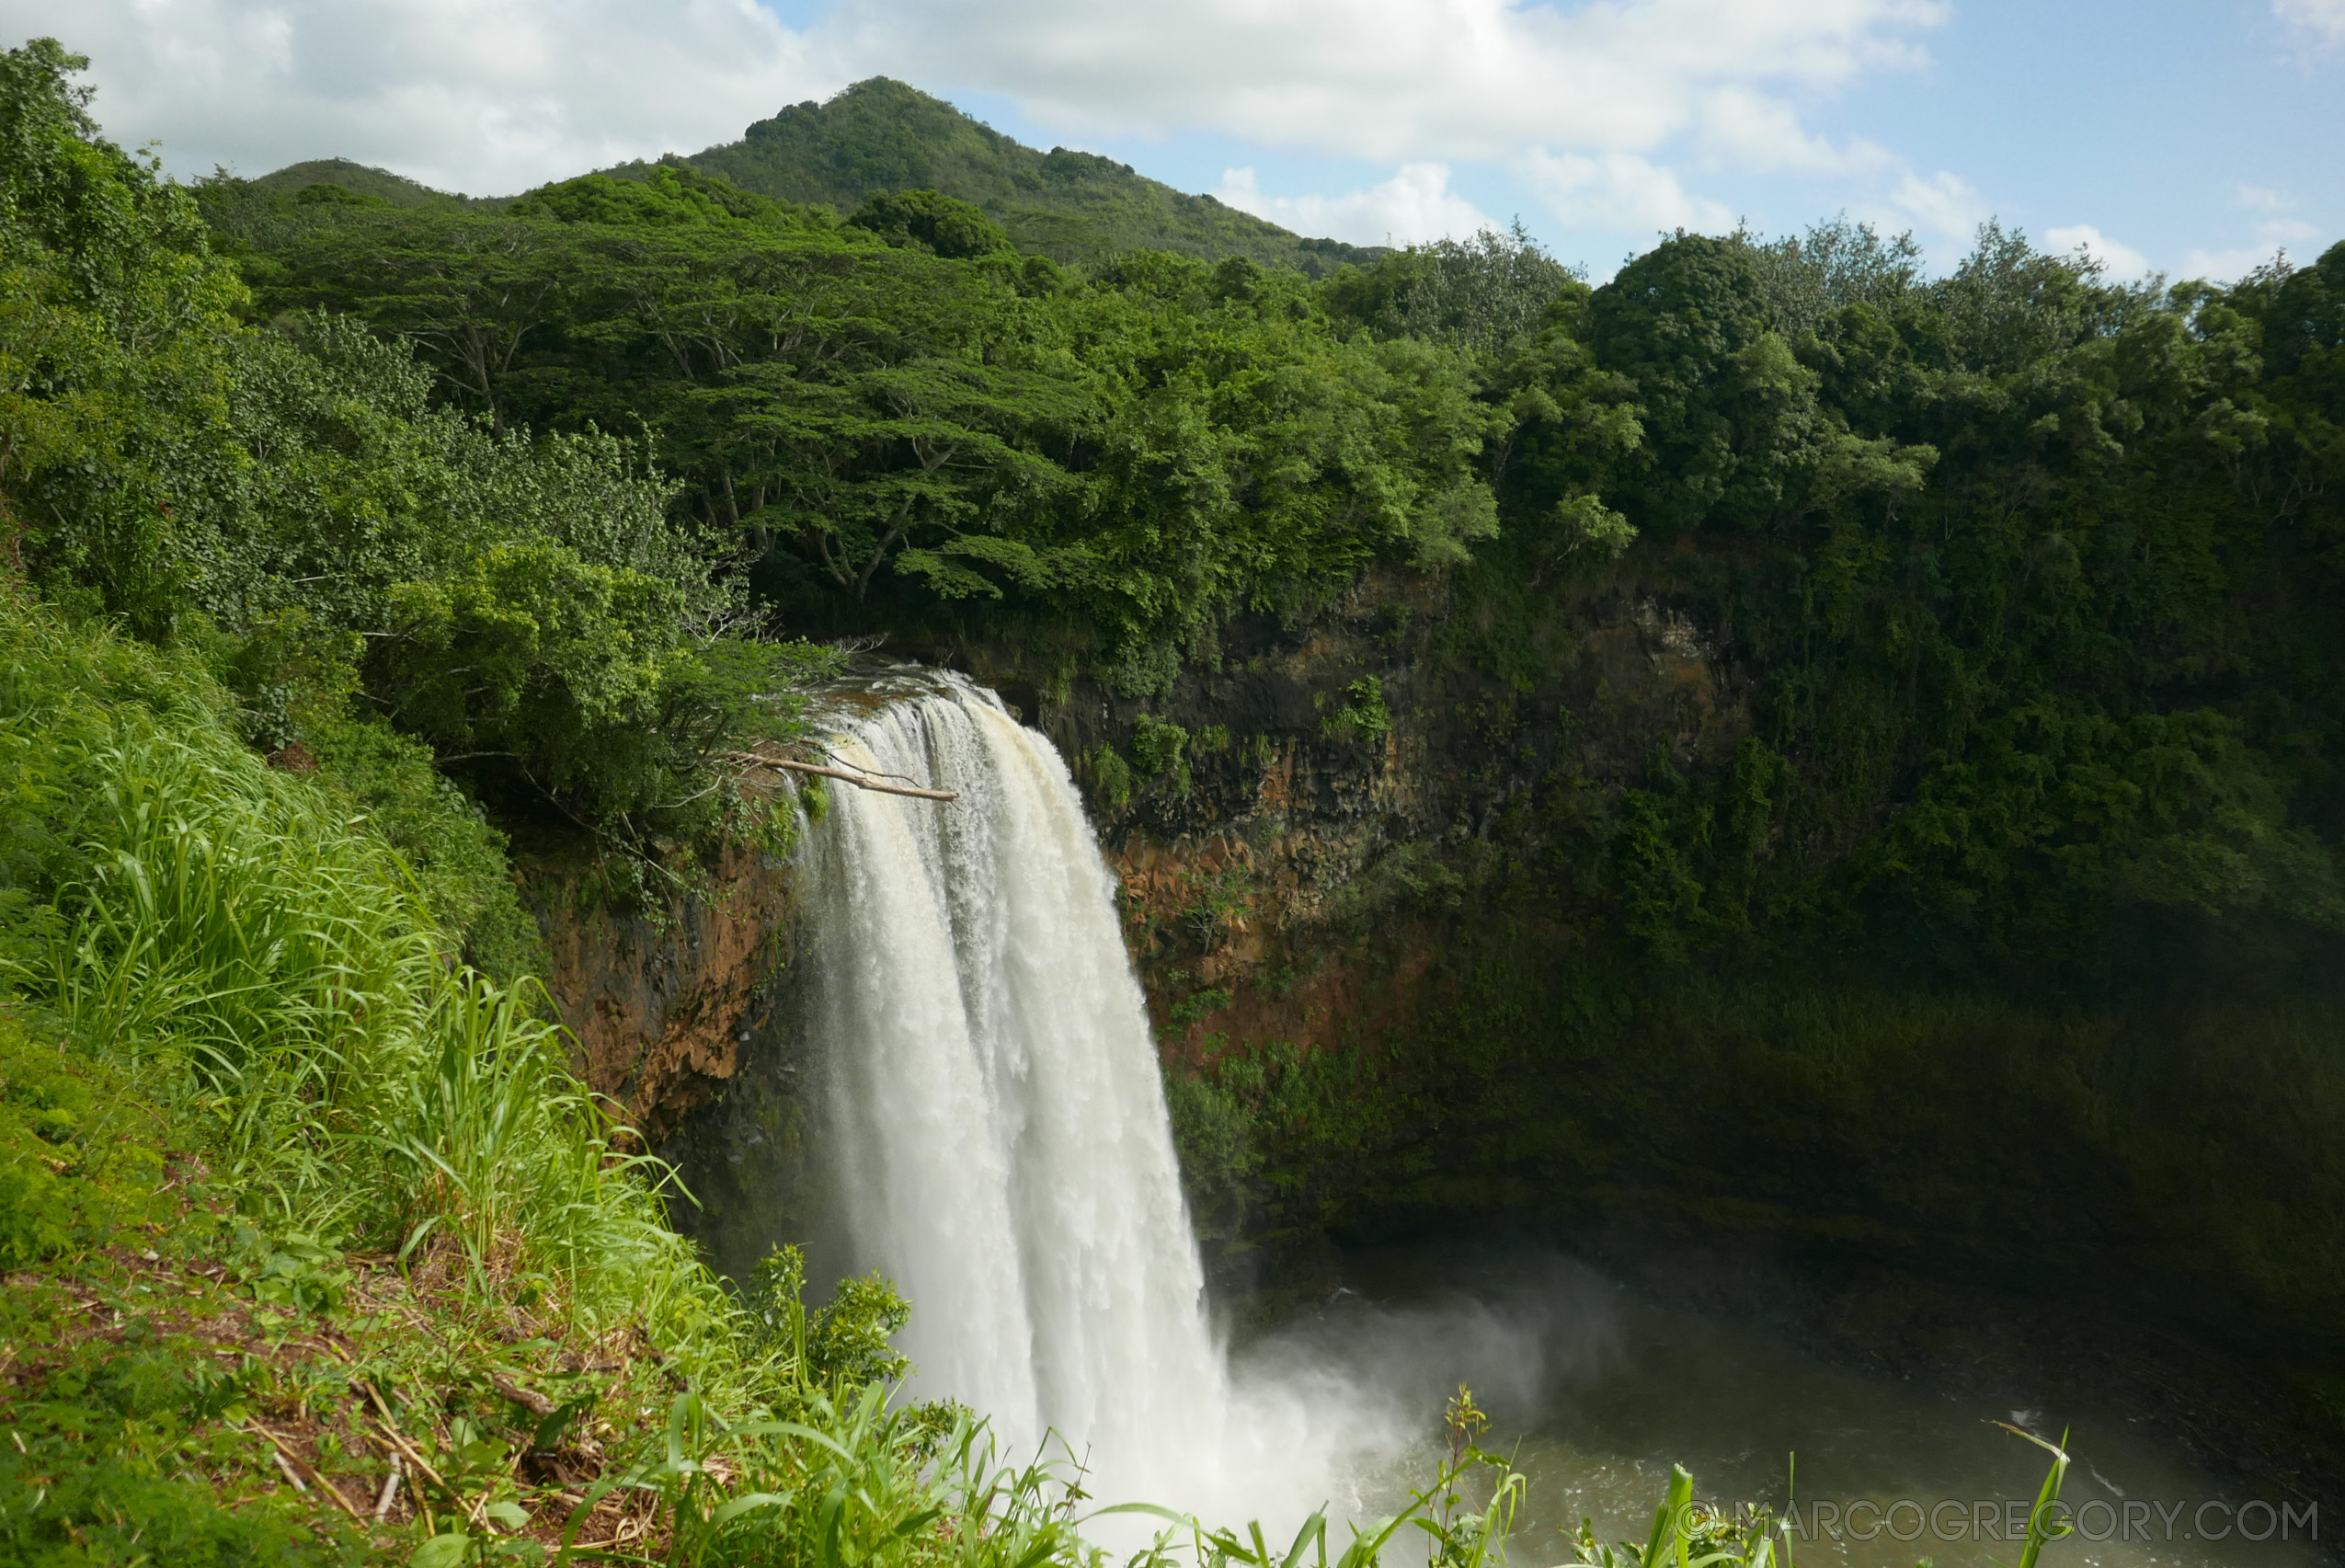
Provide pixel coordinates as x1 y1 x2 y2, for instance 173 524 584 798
798 671 1403 1520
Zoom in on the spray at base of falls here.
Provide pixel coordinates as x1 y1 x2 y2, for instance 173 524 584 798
798 671 1421 1527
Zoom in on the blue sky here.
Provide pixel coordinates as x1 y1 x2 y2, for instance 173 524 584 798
5 0 2337 280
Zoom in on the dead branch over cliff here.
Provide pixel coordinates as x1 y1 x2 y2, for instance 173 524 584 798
721 750 958 802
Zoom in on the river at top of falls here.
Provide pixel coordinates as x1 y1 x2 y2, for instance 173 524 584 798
785 667 2316 1568
796 668 1403 1527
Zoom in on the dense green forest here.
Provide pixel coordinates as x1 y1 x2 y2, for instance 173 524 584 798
4 25 2343 1562
198 155 1523 711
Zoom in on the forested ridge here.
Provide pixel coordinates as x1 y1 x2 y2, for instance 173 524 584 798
186 69 2345 993
4 28 2345 1560
223 77 1386 274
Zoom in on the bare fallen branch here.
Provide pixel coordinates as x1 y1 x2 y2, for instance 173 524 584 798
247 1423 368 1520
374 1449 403 1521
491 1374 557 1418
721 751 957 802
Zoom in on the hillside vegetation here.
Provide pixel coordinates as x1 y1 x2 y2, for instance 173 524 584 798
245 158 486 211
232 78 1382 275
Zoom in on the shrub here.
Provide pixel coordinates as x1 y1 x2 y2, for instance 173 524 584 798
1131 713 1192 795
1088 743 1134 811
1320 676 1390 744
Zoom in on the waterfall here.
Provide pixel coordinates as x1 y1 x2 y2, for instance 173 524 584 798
801 672 1244 1505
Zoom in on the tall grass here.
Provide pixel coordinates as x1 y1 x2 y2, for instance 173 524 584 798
0 595 748 1389
54 729 441 1199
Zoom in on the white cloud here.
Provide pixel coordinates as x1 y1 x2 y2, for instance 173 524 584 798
2180 188 2322 281
2273 0 2345 45
2182 216 2325 281
1215 164 1494 246
835 0 1946 161
1694 86 1895 176
1520 148 1733 235
831 0 1955 256
1 0 837 192
2183 245 2287 280
1880 167 1986 244
2046 223 2154 280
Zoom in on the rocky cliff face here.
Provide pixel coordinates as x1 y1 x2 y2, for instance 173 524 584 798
521 832 823 1279
1008 567 1745 1063
527 841 802 1142
520 566 1746 1264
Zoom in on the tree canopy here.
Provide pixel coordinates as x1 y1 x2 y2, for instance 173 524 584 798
6 30 2341 990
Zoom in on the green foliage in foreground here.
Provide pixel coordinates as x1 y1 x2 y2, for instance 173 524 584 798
298 715 543 982
0 589 731 1359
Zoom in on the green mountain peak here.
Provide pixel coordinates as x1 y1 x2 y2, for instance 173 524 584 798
242 156 481 209
666 76 1385 273
239 79 1389 272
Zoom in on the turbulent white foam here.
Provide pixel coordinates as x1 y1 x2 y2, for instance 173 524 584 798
800 674 1423 1528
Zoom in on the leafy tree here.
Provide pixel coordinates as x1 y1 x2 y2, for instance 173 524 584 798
0 38 249 633
253 212 566 429
372 541 823 825
1739 214 1925 341
1585 234 1938 555
3 44 835 871
1590 235 1825 535
508 163 822 233
1325 222 1580 354
713 351 1087 598
1478 280 1645 559
845 188 1012 258
1044 258 1505 685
